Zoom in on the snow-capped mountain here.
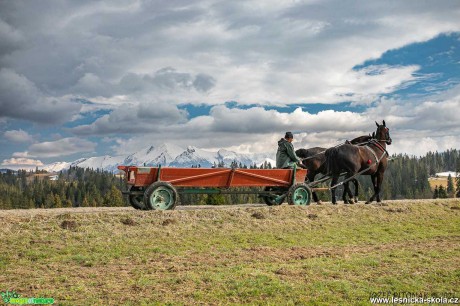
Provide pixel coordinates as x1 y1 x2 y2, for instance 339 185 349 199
170 146 217 168
40 143 275 173
124 143 184 166
71 155 126 173
41 162 71 172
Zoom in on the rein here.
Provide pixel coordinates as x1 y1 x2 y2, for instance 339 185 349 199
300 140 372 162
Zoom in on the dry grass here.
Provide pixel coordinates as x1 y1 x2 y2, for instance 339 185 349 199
0 199 459 305
428 177 458 190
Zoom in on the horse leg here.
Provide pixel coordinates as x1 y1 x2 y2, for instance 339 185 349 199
353 178 359 203
308 172 322 205
330 175 339 205
342 173 354 204
376 171 384 203
345 181 353 204
366 174 377 204
342 181 349 204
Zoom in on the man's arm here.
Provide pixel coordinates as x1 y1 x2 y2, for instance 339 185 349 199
285 142 300 163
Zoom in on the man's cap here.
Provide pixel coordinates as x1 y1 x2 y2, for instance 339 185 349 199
285 132 294 139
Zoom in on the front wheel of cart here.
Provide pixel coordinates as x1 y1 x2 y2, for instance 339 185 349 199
262 187 284 206
128 186 147 210
287 183 312 206
144 182 179 210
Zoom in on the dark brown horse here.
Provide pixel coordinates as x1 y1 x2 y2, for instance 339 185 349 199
295 134 373 204
325 121 392 204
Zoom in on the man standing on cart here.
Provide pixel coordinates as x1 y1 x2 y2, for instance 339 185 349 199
276 132 305 169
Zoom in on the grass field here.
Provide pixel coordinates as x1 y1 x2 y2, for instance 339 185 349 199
429 177 458 190
1 199 459 305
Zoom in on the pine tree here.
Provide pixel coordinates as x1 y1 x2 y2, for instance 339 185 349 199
81 197 90 207
456 163 460 198
54 194 62 208
45 193 55 208
447 174 454 197
104 186 124 207
438 185 447 198
433 186 439 199
64 199 73 208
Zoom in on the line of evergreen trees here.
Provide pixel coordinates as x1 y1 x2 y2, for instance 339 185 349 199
0 149 458 209
0 167 124 209
355 149 459 201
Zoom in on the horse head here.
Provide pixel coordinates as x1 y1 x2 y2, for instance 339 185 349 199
375 120 392 145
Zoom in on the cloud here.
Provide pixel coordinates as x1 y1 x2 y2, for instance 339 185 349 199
12 151 34 158
0 18 24 56
72 102 188 135
28 137 96 158
104 105 376 155
105 88 460 157
1 0 459 112
1 1 459 160
390 136 459 157
3 129 34 143
0 68 82 124
1 157 43 170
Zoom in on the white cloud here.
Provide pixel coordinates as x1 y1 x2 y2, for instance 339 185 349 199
1 1 459 160
391 136 459 157
106 105 375 155
1 157 43 171
28 137 97 158
3 129 34 143
12 151 34 158
1 0 459 113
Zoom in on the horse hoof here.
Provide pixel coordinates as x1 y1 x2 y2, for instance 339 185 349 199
365 201 371 204
354 198 359 204
343 201 349 204
332 202 337 205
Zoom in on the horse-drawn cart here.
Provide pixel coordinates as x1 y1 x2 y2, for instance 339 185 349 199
117 165 311 210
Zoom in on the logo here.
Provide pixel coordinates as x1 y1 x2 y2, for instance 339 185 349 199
1 291 20 304
1 291 54 305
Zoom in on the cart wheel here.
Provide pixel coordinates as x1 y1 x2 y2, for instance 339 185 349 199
287 183 312 206
144 182 179 210
128 187 147 210
262 187 283 206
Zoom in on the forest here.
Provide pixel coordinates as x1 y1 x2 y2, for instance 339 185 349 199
0 149 459 209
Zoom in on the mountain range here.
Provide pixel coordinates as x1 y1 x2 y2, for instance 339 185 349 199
40 143 276 173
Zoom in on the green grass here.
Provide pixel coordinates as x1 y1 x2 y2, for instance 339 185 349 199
0 199 459 305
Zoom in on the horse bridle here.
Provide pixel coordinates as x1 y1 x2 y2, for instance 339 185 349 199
376 126 391 145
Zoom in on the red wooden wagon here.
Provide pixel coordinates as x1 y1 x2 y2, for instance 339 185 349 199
117 165 311 210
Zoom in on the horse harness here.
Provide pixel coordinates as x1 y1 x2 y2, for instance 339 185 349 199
364 139 388 167
328 139 389 191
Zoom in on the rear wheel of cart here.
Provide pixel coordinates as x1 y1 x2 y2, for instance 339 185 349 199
144 182 179 210
128 186 147 210
262 187 284 206
287 183 312 206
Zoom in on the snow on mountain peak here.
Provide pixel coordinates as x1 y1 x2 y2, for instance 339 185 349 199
39 143 274 173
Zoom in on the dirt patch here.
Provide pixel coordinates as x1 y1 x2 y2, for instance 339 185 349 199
450 206 460 210
251 211 266 219
306 213 318 220
60 220 78 230
384 207 410 213
162 218 177 226
121 217 138 226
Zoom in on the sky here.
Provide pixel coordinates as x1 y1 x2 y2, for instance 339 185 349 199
1 0 460 170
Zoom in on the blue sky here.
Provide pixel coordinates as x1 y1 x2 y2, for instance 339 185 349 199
1 1 460 169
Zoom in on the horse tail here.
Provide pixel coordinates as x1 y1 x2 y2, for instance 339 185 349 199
325 147 339 175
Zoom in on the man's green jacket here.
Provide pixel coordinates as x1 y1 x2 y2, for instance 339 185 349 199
276 138 300 168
